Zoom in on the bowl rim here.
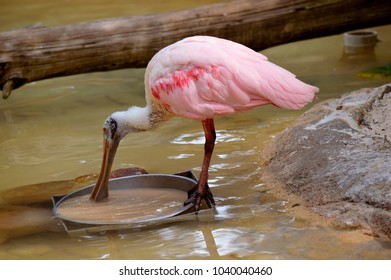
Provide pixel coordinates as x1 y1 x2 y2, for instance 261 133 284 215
52 172 199 227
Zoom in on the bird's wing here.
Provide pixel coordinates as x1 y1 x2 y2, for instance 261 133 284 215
146 36 318 120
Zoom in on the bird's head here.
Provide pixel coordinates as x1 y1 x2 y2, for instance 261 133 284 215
102 115 129 146
89 113 132 201
89 107 155 201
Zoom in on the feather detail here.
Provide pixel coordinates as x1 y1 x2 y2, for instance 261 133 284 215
145 36 318 120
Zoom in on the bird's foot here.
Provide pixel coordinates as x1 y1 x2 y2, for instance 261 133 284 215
184 183 215 213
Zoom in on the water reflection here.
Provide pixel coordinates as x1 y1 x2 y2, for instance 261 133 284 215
171 130 245 145
37 198 389 260
167 154 195 160
2 191 390 260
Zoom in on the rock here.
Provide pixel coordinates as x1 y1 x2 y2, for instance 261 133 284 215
0 205 53 245
0 167 148 206
109 167 148 178
0 180 77 206
0 167 148 244
261 83 391 239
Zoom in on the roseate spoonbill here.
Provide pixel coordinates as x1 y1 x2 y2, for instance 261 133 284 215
90 36 319 211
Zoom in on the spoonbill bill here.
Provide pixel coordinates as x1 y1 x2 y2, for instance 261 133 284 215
90 36 319 211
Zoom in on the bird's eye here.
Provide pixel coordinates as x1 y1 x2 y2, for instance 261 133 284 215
110 120 117 137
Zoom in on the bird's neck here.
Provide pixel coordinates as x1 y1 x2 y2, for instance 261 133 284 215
114 104 169 132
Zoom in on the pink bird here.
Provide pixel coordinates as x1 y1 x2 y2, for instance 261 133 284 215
90 36 319 211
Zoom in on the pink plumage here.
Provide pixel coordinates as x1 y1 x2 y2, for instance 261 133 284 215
146 36 318 120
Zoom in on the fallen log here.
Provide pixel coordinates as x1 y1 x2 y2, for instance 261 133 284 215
1 0 390 98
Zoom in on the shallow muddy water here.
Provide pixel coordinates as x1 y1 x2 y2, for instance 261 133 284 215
1 1 391 259
57 188 186 223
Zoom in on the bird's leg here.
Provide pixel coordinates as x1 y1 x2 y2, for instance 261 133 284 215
185 118 216 212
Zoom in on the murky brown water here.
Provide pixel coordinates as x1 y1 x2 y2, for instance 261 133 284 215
1 1 391 259
57 188 185 223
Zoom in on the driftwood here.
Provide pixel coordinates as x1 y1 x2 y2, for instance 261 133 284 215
1 0 390 98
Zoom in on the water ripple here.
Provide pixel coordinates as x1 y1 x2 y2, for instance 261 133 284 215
171 130 245 145
167 153 195 160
